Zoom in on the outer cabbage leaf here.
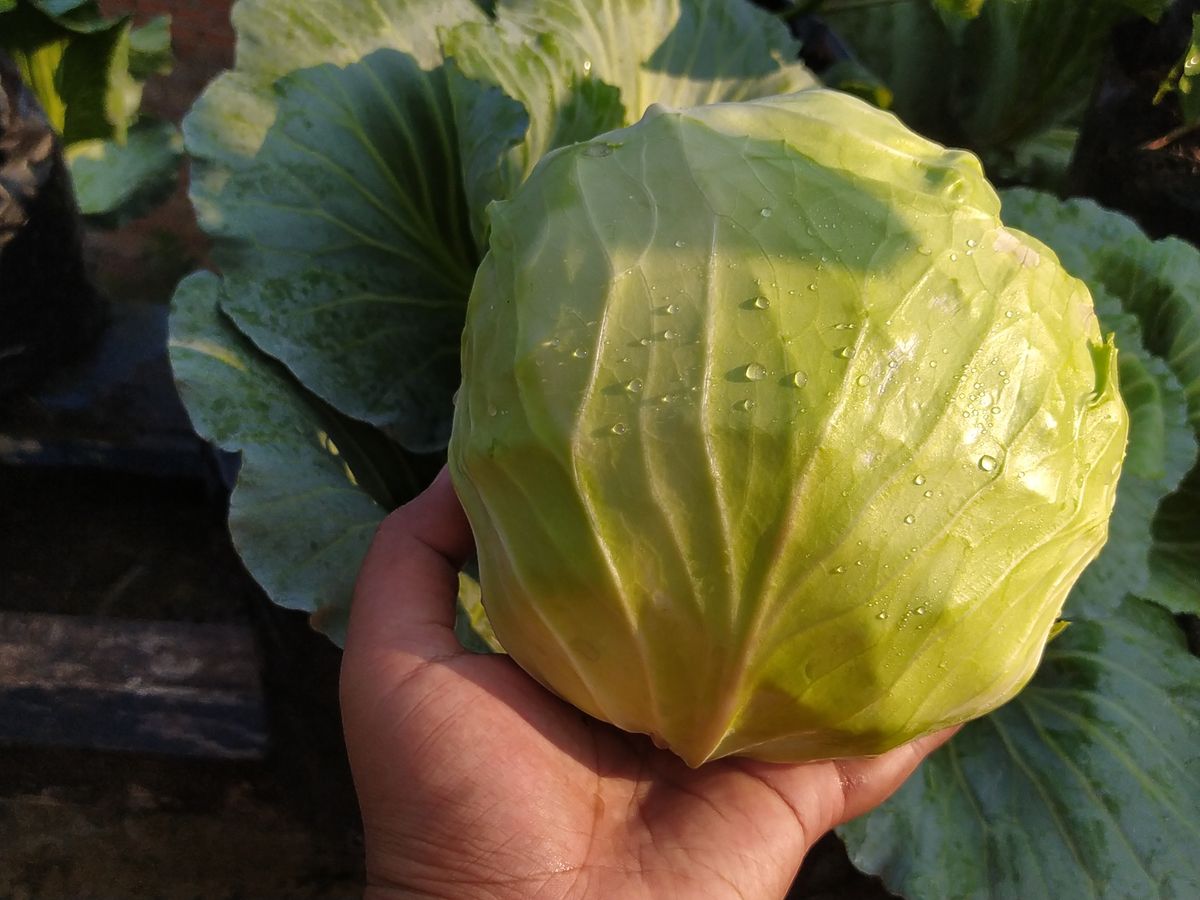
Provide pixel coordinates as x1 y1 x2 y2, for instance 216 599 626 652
179 1 508 451
209 49 477 450
826 0 1172 162
67 118 181 225
442 0 816 248
1001 189 1200 615
168 273 426 643
454 571 506 655
840 596 1200 900
443 22 625 246
1066 303 1193 617
183 0 485 229
498 0 817 122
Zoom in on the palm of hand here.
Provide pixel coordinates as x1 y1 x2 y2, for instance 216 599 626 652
340 472 953 900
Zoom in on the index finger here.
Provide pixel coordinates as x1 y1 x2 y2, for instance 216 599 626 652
344 467 475 657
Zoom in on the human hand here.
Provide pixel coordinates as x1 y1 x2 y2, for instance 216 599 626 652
340 469 956 900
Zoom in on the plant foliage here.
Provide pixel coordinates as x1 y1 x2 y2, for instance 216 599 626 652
167 0 1200 894
0 0 179 222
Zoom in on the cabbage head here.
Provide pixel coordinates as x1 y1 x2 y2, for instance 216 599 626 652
448 90 1128 766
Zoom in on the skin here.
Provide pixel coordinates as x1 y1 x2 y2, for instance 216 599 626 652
340 469 956 900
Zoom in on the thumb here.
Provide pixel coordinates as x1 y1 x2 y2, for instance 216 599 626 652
830 725 961 827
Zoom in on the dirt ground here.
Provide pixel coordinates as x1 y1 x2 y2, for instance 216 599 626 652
0 467 365 898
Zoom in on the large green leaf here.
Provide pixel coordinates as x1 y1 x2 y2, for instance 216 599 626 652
0 0 140 143
211 50 477 450
67 118 181 225
183 0 485 229
826 0 1171 161
181 0 489 453
1001 189 1200 615
443 0 816 242
127 14 172 80
168 273 416 643
1150 466 1200 615
1068 290 1192 618
841 597 1200 900
818 2 952 145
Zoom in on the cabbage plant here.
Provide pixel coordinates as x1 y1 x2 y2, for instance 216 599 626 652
814 0 1175 185
0 0 180 224
168 0 1200 895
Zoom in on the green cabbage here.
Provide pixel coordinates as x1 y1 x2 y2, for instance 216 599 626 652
448 90 1128 766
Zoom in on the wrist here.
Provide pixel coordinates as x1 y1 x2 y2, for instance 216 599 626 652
363 870 577 900
364 881 515 900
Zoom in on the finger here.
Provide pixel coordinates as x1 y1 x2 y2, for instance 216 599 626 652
345 467 475 655
830 725 960 826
